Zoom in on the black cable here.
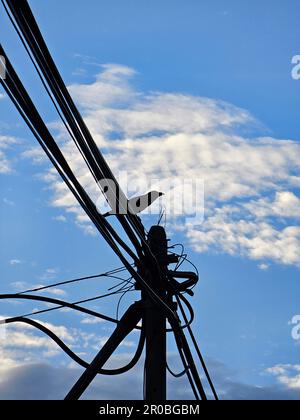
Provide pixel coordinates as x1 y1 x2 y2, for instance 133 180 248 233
2 0 178 323
166 363 190 379
0 0 85 158
176 294 219 400
2 7 190 382
177 293 194 326
5 317 145 375
3 0 145 255
169 248 199 292
0 293 136 326
0 46 138 265
2 3 214 402
0 46 141 275
116 285 135 320
108 276 134 292
0 47 179 322
17 267 128 295
166 321 193 381
170 315 207 400
21 287 134 319
170 323 200 400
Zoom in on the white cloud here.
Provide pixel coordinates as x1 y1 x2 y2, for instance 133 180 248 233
0 135 18 174
69 63 137 110
38 268 59 281
18 64 300 266
0 315 120 373
186 205 300 266
0 319 76 370
34 285 67 297
22 147 48 165
258 263 269 271
9 259 22 266
245 192 300 219
10 270 66 296
0 356 299 400
267 364 300 390
93 336 135 349
80 317 104 325
52 215 67 223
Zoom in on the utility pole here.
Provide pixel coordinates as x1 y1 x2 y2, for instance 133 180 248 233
144 226 169 400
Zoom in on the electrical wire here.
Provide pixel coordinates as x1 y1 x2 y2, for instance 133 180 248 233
1 1 215 401
108 276 134 292
176 294 219 400
17 267 128 295
0 47 138 265
1 0 182 326
116 285 135 320
0 293 139 327
170 323 200 400
0 46 179 323
2 0 145 255
5 316 145 376
166 363 190 379
1 1 181 325
172 321 207 400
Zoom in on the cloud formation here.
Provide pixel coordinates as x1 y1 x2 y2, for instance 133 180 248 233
0 134 18 174
7 63 300 267
1 314 300 400
1 356 300 400
267 364 300 390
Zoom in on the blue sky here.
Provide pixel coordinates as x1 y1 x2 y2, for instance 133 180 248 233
1 0 300 400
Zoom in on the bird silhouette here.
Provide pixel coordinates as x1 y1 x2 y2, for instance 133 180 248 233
102 191 164 217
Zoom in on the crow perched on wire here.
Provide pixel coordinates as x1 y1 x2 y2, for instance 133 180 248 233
103 191 164 217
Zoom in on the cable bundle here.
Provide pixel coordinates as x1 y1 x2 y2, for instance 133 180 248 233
0 0 218 400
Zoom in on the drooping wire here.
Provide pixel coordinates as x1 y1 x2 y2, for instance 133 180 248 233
0 47 138 265
108 276 134 292
0 293 138 327
1 0 146 255
170 323 200 400
1 0 185 326
168 246 200 292
0 47 178 323
16 266 129 295
116 284 135 320
166 362 190 379
1 1 213 400
1 0 180 319
5 316 145 376
175 294 219 400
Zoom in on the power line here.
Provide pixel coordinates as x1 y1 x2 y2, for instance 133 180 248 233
5 316 145 376
176 294 219 400
1 0 181 325
0 46 179 323
17 266 129 295
0 0 217 401
0 293 134 326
